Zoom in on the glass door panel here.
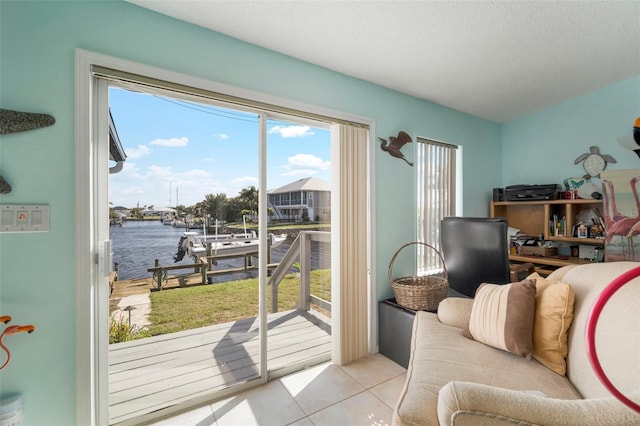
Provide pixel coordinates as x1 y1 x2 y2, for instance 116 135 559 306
264 118 332 376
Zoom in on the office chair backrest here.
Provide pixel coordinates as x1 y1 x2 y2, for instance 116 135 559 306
440 217 511 298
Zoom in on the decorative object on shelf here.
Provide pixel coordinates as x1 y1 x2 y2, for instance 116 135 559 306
0 175 11 194
574 146 616 179
576 222 588 238
0 108 55 135
562 176 586 199
576 181 601 199
616 116 640 159
379 130 413 166
563 176 586 190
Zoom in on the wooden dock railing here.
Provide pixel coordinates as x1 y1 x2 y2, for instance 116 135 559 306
147 259 208 290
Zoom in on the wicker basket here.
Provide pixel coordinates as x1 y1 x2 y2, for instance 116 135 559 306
388 242 448 312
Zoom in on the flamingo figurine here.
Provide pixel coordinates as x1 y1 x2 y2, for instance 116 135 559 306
0 317 35 370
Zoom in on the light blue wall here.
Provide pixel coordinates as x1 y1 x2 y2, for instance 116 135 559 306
0 1 501 423
502 76 640 185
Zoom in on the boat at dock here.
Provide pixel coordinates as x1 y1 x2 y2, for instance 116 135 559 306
173 231 287 261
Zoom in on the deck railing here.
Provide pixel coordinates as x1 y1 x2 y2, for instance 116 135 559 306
268 231 331 313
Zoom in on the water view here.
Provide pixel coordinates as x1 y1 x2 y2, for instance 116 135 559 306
109 220 330 282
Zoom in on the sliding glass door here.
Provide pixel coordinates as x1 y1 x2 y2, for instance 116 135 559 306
103 81 332 424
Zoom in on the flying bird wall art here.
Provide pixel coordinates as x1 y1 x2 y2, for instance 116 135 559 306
379 130 413 166
0 108 56 194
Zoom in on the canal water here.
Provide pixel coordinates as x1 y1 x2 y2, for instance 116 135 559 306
109 220 330 281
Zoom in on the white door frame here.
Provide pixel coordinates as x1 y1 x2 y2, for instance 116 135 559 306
74 49 376 425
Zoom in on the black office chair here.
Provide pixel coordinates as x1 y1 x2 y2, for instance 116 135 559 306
440 216 532 298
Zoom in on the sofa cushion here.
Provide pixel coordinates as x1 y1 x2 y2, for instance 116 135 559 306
393 312 581 426
527 272 575 376
463 279 537 358
437 297 473 329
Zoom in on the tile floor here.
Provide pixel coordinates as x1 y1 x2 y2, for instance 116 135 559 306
151 353 407 426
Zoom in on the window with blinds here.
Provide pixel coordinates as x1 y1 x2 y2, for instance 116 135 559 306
416 137 459 275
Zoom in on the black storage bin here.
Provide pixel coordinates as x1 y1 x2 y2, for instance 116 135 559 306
378 299 416 368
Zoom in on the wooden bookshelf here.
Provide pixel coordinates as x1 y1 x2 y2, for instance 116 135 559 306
491 199 604 273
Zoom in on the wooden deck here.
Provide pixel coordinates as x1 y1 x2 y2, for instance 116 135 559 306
108 309 331 424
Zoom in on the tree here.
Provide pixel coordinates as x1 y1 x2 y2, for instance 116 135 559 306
130 207 143 219
238 186 258 219
203 193 228 221
225 197 243 222
176 204 187 217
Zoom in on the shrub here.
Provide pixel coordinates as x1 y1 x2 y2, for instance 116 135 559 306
109 315 138 344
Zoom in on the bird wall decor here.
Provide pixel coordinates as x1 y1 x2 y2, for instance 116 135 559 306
379 130 413 166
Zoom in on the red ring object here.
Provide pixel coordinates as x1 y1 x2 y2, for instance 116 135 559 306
585 265 640 413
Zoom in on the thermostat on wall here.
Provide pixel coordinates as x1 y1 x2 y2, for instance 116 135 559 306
0 204 49 232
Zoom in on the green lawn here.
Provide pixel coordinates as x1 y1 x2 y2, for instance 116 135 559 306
142 269 330 337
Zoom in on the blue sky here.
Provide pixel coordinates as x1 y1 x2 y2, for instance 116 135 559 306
108 87 331 209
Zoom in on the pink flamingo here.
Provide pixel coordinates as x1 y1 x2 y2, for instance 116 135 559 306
601 179 630 222
606 176 640 259
624 176 640 260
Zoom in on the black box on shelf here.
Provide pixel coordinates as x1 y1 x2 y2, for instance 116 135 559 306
504 184 560 201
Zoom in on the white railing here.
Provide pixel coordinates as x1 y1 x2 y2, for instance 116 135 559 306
269 231 331 313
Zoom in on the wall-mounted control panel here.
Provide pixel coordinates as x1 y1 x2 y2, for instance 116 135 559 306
0 205 50 233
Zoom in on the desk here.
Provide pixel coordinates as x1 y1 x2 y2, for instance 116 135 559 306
509 254 593 276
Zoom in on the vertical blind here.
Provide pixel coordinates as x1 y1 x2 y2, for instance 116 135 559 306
416 137 458 275
331 123 369 365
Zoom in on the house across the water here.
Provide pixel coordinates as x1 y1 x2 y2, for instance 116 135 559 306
268 177 330 223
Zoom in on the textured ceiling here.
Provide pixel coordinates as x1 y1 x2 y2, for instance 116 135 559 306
127 1 640 123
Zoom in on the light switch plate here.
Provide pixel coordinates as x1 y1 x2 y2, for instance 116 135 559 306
0 204 49 232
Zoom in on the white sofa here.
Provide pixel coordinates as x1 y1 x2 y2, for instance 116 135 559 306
393 262 640 425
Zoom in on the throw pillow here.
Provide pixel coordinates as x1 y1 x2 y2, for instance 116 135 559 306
463 279 537 358
527 272 575 376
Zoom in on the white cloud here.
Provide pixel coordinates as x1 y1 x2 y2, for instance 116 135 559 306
212 133 229 140
284 153 330 170
282 168 318 177
268 125 314 138
150 136 189 147
280 153 330 177
125 145 151 159
233 176 259 186
109 163 251 208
